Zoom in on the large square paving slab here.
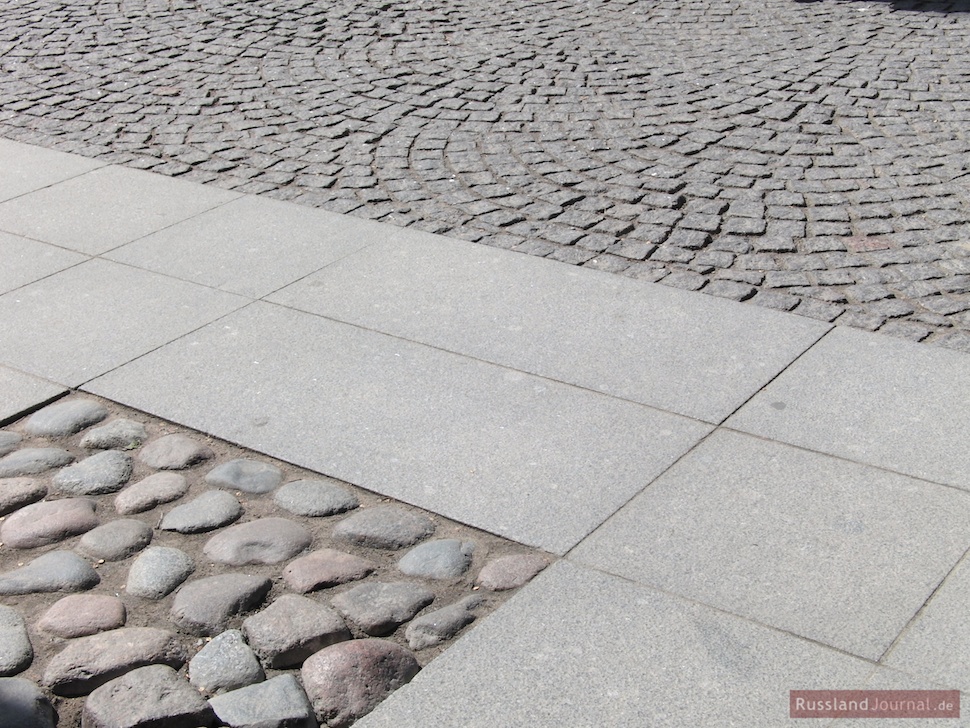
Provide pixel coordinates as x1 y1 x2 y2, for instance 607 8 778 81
268 235 830 423
0 230 87 294
0 258 246 386
84 301 711 553
726 327 970 489
0 365 66 424
358 561 878 727
0 165 240 254
0 138 105 202
570 430 970 660
105 195 381 298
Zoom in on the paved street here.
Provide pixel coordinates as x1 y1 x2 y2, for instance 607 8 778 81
2 0 970 346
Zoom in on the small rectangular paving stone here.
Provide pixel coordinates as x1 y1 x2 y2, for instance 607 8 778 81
726 326 970 489
267 233 829 423
85 301 712 554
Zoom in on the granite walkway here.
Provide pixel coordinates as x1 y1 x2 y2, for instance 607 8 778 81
1 139 970 725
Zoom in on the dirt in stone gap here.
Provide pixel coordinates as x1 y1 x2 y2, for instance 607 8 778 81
0 394 553 727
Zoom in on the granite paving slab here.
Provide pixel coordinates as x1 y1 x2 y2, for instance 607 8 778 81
105 195 376 298
0 138 104 203
357 561 879 727
0 165 240 255
0 231 87 296
84 301 712 554
570 429 970 660
269 235 830 423
726 326 970 488
0 259 246 386
0 366 66 424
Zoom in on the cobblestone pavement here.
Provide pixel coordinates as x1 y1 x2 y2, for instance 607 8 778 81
0 396 548 727
2 0 970 348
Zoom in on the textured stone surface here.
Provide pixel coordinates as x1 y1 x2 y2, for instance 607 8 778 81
0 550 100 595
189 629 265 695
125 546 195 600
208 674 316 728
0 678 57 728
205 458 284 494
405 595 482 651
37 594 127 638
0 430 21 456
50 450 133 496
1 498 98 549
171 574 272 636
283 549 376 594
114 472 188 514
159 490 242 533
138 434 213 470
0 606 32 676
42 627 187 697
0 477 46 516
0 447 74 477
476 554 549 591
243 595 350 669
301 640 420 728
203 518 312 566
273 479 359 517
398 539 475 580
331 583 434 637
24 398 107 437
79 418 148 450
82 665 215 728
76 518 152 561
332 507 435 550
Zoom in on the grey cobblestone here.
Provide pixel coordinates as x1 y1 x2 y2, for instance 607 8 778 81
2 0 970 347
0 397 549 727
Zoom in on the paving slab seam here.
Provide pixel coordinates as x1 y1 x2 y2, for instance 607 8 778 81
875 543 970 665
